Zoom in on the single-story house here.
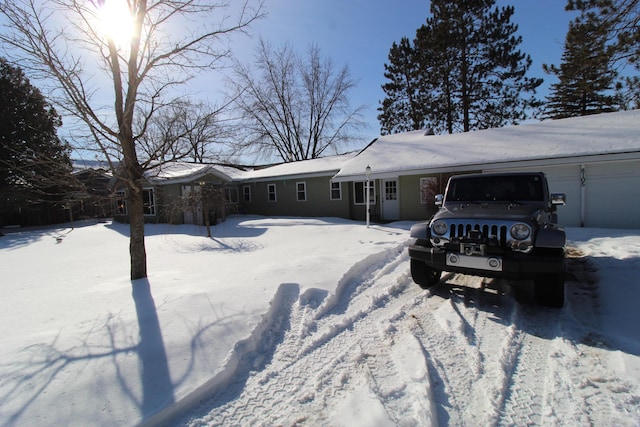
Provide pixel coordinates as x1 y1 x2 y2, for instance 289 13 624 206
331 109 640 229
112 154 359 225
111 109 640 229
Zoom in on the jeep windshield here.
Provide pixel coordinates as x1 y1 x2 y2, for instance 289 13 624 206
446 175 544 203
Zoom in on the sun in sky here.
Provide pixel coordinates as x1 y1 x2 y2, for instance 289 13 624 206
95 0 136 48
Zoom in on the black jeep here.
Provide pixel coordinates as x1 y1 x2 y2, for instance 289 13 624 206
408 172 567 307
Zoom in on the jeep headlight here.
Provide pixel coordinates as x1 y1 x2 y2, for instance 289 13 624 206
432 220 448 236
510 223 531 240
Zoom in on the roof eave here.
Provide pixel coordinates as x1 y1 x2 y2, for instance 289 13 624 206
332 150 640 182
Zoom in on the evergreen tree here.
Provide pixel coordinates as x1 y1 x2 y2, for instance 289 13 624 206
565 0 640 109
413 3 468 134
378 37 427 135
0 58 73 223
544 20 619 118
379 0 542 135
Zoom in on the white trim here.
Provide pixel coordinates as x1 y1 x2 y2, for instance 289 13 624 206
242 185 252 203
296 181 307 202
267 183 277 202
353 181 376 205
329 181 342 200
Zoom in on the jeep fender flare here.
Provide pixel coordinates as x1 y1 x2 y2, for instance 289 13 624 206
410 222 430 239
535 227 565 249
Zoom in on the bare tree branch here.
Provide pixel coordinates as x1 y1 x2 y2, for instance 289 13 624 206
0 0 265 279
229 39 366 163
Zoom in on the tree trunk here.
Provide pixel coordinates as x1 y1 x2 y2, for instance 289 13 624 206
123 148 147 280
128 182 147 280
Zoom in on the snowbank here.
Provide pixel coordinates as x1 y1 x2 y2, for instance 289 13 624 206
0 217 638 426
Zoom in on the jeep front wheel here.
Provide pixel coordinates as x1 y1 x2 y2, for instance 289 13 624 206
534 274 565 308
410 259 441 289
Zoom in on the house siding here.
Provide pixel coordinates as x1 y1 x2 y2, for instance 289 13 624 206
399 174 440 220
345 179 380 222
397 171 480 221
241 176 351 218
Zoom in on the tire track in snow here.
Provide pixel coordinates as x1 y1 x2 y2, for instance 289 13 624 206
497 307 558 427
538 251 640 426
179 243 440 426
175 245 640 427
497 248 639 427
408 277 524 426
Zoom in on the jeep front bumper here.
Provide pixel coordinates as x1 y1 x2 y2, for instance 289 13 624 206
408 244 564 279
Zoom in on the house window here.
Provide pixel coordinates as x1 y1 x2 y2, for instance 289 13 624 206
267 183 277 202
115 190 127 215
142 188 155 216
296 182 307 202
354 181 375 205
330 181 342 200
225 187 238 203
385 180 398 201
243 185 252 203
420 177 438 204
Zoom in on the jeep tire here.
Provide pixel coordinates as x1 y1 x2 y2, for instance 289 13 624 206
534 274 565 308
410 259 441 289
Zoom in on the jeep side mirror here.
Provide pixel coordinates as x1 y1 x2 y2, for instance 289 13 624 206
551 193 566 205
435 194 443 206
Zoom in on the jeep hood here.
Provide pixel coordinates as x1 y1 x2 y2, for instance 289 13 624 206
435 203 542 222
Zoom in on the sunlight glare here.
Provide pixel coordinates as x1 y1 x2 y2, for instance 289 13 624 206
97 0 135 48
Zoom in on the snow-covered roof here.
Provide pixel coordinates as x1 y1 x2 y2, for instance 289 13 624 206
241 152 357 181
143 153 357 185
72 159 112 175
144 162 247 184
332 110 640 181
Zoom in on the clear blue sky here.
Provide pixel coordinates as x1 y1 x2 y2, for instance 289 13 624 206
215 0 578 148
0 1 578 158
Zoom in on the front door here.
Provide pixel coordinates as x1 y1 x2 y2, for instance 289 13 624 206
382 179 400 220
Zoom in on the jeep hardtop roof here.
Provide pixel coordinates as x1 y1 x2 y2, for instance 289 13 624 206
445 172 547 203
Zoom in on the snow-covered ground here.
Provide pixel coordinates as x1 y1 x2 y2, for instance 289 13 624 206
0 216 638 426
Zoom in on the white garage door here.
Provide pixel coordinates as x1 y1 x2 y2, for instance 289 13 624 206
490 160 640 229
582 161 640 229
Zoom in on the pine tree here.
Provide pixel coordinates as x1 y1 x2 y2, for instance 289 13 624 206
544 20 619 118
414 15 461 134
378 37 427 135
565 0 640 109
0 58 73 224
378 0 542 135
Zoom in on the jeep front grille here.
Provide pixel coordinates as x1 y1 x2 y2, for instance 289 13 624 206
430 219 533 253
449 223 508 246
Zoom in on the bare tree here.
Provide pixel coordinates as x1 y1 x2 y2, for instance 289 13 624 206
231 39 366 163
0 0 264 279
137 99 233 163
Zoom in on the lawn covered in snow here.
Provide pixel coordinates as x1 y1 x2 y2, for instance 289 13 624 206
0 216 639 426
